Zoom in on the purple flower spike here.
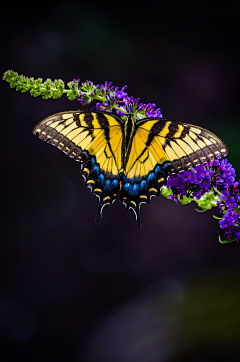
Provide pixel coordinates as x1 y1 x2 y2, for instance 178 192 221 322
166 158 240 243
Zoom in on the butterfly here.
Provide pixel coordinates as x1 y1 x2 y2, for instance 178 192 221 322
33 111 228 228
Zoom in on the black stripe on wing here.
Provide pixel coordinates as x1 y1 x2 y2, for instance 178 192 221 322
137 117 228 172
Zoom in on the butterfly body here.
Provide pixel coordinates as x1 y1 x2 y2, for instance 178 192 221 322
33 111 228 228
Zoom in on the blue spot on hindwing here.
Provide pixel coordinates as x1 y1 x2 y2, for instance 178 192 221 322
154 165 162 177
130 184 139 196
140 180 147 191
92 164 100 174
90 157 95 166
147 172 156 183
88 164 100 180
123 182 131 193
97 174 104 185
104 179 111 191
81 150 89 161
111 179 119 190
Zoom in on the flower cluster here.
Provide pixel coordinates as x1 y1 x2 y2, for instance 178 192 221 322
164 158 239 243
80 80 162 119
3 70 161 120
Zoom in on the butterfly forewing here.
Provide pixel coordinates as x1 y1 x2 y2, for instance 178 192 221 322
136 117 228 172
33 111 124 171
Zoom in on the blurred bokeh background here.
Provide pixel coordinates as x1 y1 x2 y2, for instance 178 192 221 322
1 1 240 361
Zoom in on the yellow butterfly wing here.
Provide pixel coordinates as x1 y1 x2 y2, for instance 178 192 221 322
125 117 228 177
121 117 228 226
33 111 124 219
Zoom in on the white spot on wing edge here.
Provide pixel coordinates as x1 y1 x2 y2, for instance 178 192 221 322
190 126 202 135
62 113 73 119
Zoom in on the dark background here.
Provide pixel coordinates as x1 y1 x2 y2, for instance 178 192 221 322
1 1 240 361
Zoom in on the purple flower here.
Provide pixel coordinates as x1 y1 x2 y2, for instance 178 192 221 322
219 189 230 201
115 90 128 99
219 218 230 229
227 197 237 208
166 158 240 243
